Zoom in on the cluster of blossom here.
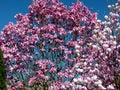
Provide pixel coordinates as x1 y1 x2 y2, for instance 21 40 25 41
0 0 120 90
72 0 120 89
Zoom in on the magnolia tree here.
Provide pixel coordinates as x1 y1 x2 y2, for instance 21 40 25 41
0 0 120 90
71 1 120 89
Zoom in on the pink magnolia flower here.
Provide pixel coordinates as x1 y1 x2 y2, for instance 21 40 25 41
28 77 37 85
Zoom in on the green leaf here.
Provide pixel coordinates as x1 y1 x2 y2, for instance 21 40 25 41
0 49 7 90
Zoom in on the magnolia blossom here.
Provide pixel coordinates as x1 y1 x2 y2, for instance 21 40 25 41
104 15 109 20
107 84 115 89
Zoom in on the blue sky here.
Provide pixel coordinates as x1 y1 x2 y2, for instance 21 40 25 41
0 0 117 30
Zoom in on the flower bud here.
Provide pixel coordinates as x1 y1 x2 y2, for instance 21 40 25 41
108 5 112 9
104 15 109 20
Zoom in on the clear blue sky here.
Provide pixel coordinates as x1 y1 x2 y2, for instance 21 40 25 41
0 0 117 30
